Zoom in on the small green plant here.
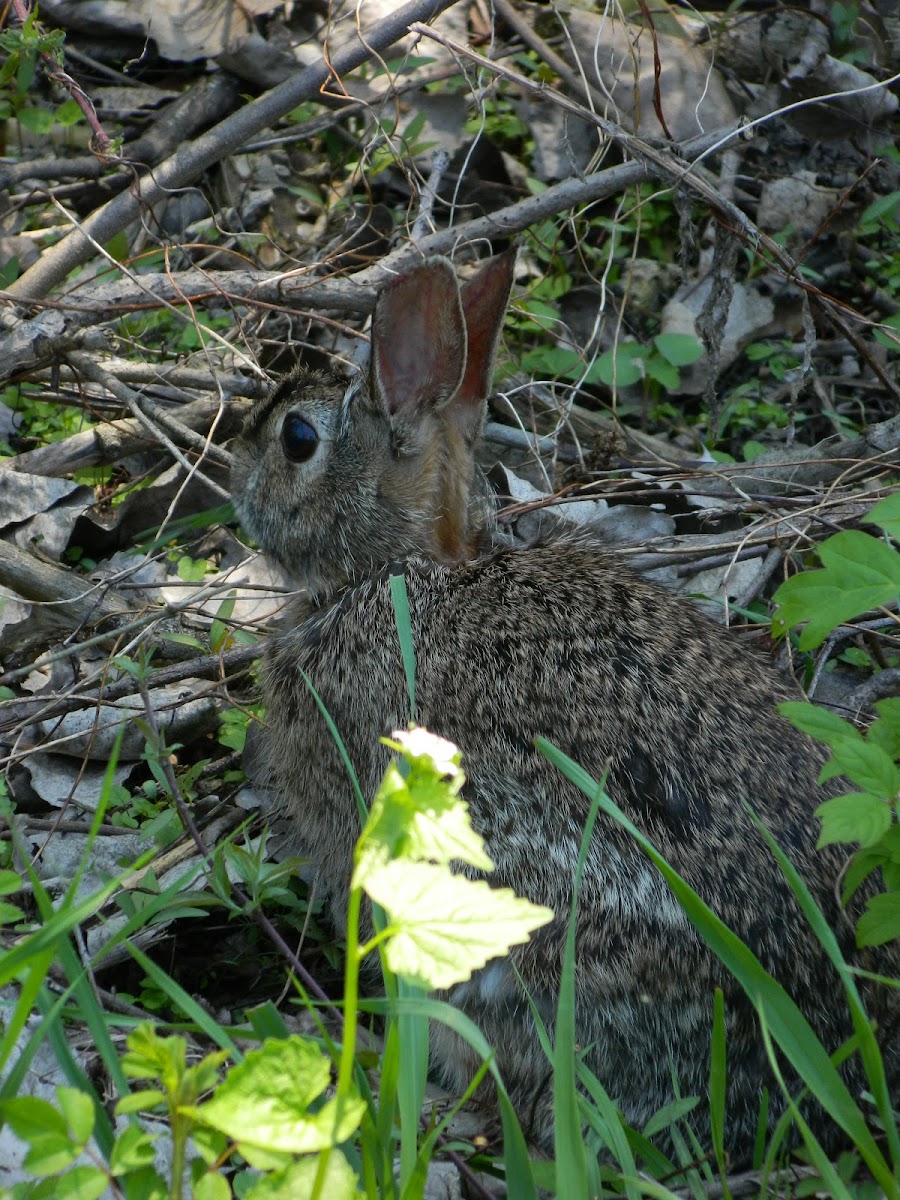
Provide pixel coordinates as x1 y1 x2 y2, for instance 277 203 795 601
0 8 76 134
520 331 702 393
773 490 900 948
0 729 553 1199
1 384 94 447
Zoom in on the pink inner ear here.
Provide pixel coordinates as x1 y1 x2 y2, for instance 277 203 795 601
372 259 467 418
448 248 516 440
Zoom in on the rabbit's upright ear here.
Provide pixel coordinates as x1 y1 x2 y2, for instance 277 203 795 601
371 258 467 419
450 248 516 443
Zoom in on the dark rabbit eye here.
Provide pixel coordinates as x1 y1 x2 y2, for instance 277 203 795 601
281 413 319 463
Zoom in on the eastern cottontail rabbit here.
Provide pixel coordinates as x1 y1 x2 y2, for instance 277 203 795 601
231 253 899 1160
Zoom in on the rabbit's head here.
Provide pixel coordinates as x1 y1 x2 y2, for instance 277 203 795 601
231 251 515 599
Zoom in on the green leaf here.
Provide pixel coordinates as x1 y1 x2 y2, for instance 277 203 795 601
193 1167 231 1200
641 1094 700 1136
209 593 236 653
870 697 900 757
777 701 860 749
1 1095 68 1140
57 1086 95 1144
23 1132 81 1175
773 530 900 648
645 358 679 390
244 1151 364 1200
860 189 900 227
653 332 703 366
863 491 900 540
829 738 900 798
856 891 900 947
0 900 24 923
595 342 646 387
873 312 900 352
121 1023 186 1086
48 1166 108 1200
191 1037 364 1153
354 729 492 884
54 98 84 126
114 1088 166 1115
521 346 585 381
104 230 129 264
0 869 23 895
815 793 892 848
109 1123 157 1173
176 555 208 582
192 1124 229 1166
18 106 55 134
158 631 206 650
364 860 553 989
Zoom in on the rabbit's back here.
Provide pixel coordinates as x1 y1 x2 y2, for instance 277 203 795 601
261 537 899 1154
267 535 836 929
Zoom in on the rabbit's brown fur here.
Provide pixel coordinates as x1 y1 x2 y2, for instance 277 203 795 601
231 254 899 1161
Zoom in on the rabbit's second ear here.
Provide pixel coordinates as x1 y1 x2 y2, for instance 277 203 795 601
371 258 467 420
431 248 516 446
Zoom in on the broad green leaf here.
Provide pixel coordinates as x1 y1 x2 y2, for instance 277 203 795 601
191 1037 364 1153
245 1151 364 1200
829 739 900 798
114 1088 166 1115
870 697 900 757
193 1127 229 1169
109 1123 157 1173
18 106 55 134
778 701 860 749
595 342 646 388
176 555 207 582
193 1167 231 1200
773 530 900 648
48 1165 108 1200
654 332 703 366
861 189 900 226
57 1086 94 1144
24 1131 80 1175
856 891 900 947
645 358 679 390
0 901 24 923
365 860 553 989
863 491 900 540
121 1024 186 1087
1 1095 68 1140
54 98 84 127
355 731 492 884
521 346 584 380
873 313 900 351
0 869 23 895
815 793 892 848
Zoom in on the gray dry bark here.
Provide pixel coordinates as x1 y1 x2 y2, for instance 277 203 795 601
0 154 657 377
5 0 459 302
0 537 132 645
